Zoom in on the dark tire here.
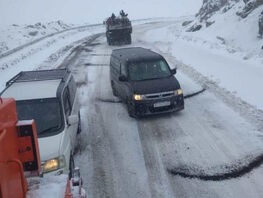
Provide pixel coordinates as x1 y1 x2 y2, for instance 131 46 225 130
69 154 75 179
77 111 81 134
111 81 118 96
127 99 136 118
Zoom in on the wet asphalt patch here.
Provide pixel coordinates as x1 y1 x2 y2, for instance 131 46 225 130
76 81 87 87
86 42 101 46
184 88 206 99
84 48 93 52
85 63 109 67
96 97 122 103
89 54 111 56
167 152 263 181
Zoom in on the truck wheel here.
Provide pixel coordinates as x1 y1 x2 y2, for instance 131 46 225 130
127 35 132 44
111 81 118 96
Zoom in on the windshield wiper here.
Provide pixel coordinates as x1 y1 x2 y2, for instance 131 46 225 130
39 125 60 135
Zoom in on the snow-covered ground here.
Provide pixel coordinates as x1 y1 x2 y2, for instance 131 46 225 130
72 25 263 197
1 0 263 197
0 21 74 55
0 25 104 91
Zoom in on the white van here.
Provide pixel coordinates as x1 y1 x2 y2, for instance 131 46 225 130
1 69 81 177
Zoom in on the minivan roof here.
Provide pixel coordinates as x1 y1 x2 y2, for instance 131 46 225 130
112 47 163 63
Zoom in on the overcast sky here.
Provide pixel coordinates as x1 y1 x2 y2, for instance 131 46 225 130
0 0 202 25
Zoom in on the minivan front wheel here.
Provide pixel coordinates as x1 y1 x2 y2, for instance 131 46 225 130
127 99 136 118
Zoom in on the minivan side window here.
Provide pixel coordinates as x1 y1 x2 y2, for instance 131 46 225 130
68 77 77 105
63 87 71 117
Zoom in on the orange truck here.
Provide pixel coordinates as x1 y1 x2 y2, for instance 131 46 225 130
0 97 86 198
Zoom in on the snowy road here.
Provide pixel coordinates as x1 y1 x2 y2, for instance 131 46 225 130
1 20 262 197
54 22 263 198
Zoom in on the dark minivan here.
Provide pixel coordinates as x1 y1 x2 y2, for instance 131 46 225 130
110 47 184 117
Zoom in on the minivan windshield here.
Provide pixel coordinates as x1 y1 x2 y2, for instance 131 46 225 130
128 59 171 81
16 98 63 137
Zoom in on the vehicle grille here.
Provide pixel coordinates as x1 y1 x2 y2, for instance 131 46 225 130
145 91 174 100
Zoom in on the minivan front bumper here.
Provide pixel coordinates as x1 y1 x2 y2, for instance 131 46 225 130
133 94 184 116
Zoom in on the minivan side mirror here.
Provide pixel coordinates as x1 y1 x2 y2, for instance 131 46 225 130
68 115 79 125
119 75 128 82
171 68 177 75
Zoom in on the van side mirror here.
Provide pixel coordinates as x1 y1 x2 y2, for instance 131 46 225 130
171 68 177 75
68 115 79 125
119 75 128 82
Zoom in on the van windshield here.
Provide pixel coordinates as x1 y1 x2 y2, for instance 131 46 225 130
16 98 63 137
128 59 171 81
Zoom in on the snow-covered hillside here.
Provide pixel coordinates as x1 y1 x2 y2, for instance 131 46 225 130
172 0 263 110
0 21 74 54
185 0 263 59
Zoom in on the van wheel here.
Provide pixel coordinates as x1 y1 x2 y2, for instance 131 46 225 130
127 99 136 118
69 154 75 179
77 111 81 134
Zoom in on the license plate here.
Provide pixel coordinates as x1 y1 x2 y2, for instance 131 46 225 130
154 101 171 108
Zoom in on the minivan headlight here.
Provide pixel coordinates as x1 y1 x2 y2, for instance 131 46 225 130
174 89 183 96
42 155 66 173
134 94 145 101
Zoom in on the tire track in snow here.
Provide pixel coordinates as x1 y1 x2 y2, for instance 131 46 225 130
0 24 102 60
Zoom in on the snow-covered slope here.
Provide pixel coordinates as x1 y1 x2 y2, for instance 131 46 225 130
0 21 74 54
187 1 263 59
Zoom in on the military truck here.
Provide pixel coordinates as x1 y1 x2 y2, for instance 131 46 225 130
106 15 132 45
